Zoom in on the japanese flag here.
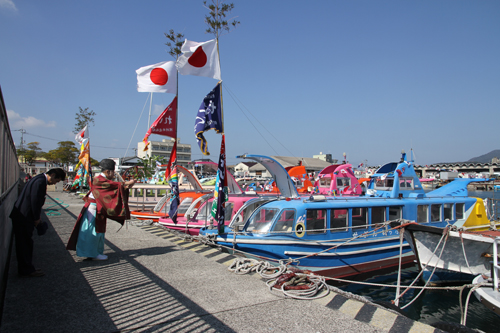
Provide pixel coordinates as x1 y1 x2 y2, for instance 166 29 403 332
136 61 177 94
75 125 88 144
176 39 221 80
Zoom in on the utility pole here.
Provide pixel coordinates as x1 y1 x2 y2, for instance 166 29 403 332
13 128 26 163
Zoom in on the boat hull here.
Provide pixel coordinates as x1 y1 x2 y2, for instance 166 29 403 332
473 274 500 317
201 230 414 278
403 224 499 283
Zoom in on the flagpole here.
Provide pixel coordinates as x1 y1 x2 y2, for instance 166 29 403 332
148 92 153 129
216 38 224 134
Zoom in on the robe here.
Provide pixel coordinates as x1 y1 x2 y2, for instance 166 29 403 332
67 175 130 251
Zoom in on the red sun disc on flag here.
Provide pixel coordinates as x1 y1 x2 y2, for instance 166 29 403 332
188 46 208 68
150 68 168 85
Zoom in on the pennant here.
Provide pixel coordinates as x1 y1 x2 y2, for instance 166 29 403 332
211 135 228 234
166 140 177 179
194 83 223 155
143 97 178 149
78 141 90 173
136 61 177 94
167 166 180 224
176 39 221 80
75 125 88 144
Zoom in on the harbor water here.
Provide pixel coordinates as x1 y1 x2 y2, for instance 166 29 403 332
337 191 500 333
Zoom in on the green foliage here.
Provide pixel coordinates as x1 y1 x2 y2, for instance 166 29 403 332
45 141 79 167
74 107 96 134
203 0 240 38
130 155 168 180
23 142 43 165
164 29 184 59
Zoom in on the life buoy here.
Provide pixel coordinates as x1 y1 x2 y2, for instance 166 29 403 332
295 222 305 238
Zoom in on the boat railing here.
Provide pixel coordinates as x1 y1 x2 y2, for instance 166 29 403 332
484 197 500 221
493 237 499 292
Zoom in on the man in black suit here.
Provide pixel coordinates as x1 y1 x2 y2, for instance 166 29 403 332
10 168 66 277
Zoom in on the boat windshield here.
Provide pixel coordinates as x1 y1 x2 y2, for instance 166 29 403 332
194 199 234 222
245 207 279 233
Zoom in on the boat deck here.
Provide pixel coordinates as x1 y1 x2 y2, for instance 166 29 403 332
2 187 441 333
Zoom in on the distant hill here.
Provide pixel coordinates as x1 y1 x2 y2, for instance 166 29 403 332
467 150 500 163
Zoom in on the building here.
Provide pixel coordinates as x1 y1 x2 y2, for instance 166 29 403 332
241 156 332 178
137 138 191 168
110 156 142 173
312 152 336 164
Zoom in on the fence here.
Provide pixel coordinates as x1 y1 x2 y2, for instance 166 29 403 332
0 85 21 324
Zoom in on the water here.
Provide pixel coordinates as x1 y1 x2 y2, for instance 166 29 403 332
337 190 500 333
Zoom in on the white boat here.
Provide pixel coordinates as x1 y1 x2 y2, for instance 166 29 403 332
400 223 500 283
473 237 500 316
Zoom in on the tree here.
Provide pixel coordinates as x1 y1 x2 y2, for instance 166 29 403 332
164 29 184 59
24 142 43 165
130 154 168 180
203 0 240 39
74 107 96 134
45 141 79 169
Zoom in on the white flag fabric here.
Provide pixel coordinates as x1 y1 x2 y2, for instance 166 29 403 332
176 39 221 80
136 61 177 94
75 125 88 144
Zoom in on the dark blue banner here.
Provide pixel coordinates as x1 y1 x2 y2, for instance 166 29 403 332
194 82 222 155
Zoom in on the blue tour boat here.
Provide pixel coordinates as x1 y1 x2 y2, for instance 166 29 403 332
199 153 491 278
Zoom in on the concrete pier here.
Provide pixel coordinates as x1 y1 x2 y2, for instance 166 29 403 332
1 187 442 333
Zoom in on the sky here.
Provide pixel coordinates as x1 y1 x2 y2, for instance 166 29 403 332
1 0 499 167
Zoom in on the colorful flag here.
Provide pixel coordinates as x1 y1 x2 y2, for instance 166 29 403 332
167 166 180 224
194 82 222 155
75 125 88 144
78 141 90 173
166 140 177 179
211 135 228 234
176 39 221 80
136 61 177 94
143 97 177 150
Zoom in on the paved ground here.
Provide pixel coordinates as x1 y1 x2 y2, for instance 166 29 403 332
0 186 442 333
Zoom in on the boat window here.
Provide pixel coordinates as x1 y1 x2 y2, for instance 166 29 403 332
431 204 441 222
178 198 193 215
374 178 394 190
306 209 326 234
399 177 414 190
444 203 453 221
319 178 331 187
224 202 234 221
146 189 156 197
329 208 348 232
337 177 350 187
417 205 429 223
158 189 168 196
196 199 213 221
133 189 143 198
389 206 402 220
246 208 278 233
372 207 386 226
272 209 295 233
352 207 368 229
456 203 465 219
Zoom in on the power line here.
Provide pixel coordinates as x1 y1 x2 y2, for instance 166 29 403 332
22 131 130 150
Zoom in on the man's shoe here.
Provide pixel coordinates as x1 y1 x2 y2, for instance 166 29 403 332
20 270 45 277
94 254 108 261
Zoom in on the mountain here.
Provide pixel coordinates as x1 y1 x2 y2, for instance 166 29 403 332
467 150 500 163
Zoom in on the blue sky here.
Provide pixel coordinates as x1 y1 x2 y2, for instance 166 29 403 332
1 0 499 167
